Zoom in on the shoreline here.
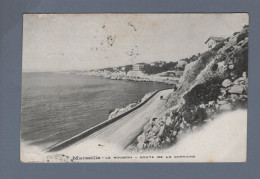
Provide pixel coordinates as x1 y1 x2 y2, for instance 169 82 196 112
81 71 179 85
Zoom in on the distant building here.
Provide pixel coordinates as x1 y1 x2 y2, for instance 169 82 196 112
176 60 187 70
150 62 156 66
121 66 125 71
150 61 166 67
205 36 225 49
133 63 145 71
174 71 183 78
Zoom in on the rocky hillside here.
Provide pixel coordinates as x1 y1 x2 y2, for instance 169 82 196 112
126 25 249 152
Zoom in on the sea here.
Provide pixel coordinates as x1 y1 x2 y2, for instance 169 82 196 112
21 72 171 148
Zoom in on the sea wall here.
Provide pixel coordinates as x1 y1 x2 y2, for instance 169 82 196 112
45 89 169 152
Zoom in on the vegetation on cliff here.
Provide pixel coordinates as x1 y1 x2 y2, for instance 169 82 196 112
126 25 249 152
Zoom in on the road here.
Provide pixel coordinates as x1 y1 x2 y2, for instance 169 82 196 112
57 89 174 154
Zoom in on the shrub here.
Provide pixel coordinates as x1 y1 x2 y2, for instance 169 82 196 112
183 76 222 106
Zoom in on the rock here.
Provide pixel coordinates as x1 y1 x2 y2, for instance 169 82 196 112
234 76 248 85
180 122 185 129
137 142 144 150
222 79 233 87
172 131 178 136
192 126 198 131
165 117 172 126
230 71 237 79
146 133 154 140
126 145 135 151
158 125 165 136
231 94 239 98
243 85 248 94
208 101 215 106
217 61 225 69
143 123 152 132
159 119 165 126
241 78 248 85
229 64 234 69
218 95 225 100
137 133 146 150
239 94 248 99
199 104 205 108
242 72 247 78
137 133 146 143
217 100 228 105
166 137 171 143
154 137 160 146
228 85 244 94
215 104 220 111
151 125 160 135
230 94 239 102
148 137 155 145
233 79 240 85
219 103 232 111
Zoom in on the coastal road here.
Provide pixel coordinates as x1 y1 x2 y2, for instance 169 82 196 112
58 89 174 154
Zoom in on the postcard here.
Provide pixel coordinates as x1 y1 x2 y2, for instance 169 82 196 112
21 13 248 162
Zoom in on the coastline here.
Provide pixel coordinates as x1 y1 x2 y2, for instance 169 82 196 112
81 71 179 85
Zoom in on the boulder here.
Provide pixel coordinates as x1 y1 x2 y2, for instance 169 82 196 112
228 85 244 94
222 79 233 87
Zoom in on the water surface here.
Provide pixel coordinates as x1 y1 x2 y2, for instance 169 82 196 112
21 72 171 148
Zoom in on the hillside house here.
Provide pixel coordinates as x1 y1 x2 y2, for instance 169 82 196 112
133 63 145 71
205 37 225 49
150 62 156 66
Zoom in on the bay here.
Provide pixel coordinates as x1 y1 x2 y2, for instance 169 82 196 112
21 72 171 148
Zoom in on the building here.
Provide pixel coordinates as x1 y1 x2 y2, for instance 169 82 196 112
205 36 225 49
133 63 145 71
113 67 118 71
150 62 156 66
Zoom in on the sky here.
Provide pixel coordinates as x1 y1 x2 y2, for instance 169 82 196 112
22 13 248 72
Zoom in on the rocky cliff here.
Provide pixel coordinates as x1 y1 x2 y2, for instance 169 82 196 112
126 25 249 152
